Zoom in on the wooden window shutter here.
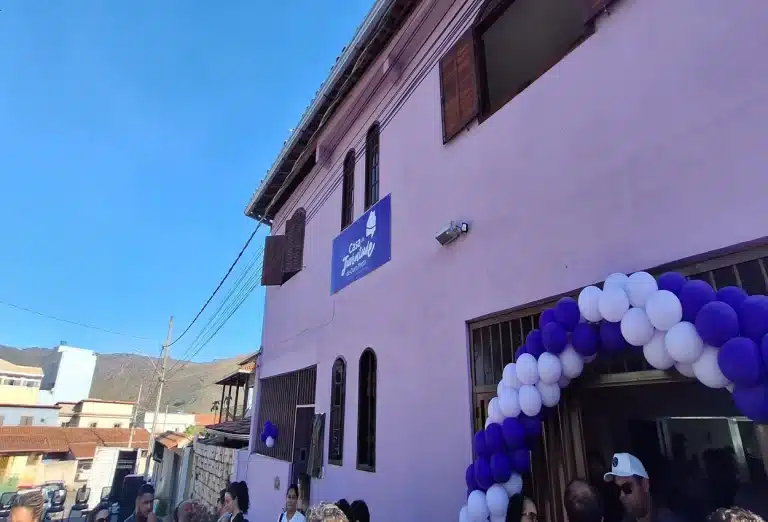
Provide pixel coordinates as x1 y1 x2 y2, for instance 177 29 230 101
282 207 306 279
580 0 616 22
307 413 325 478
439 30 479 143
261 234 287 286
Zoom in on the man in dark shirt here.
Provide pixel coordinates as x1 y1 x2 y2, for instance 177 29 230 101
124 483 156 522
565 479 604 522
604 453 682 522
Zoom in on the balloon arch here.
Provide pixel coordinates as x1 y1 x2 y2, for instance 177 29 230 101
460 270 768 522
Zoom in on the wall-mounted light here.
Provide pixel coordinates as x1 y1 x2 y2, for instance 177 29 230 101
436 221 470 246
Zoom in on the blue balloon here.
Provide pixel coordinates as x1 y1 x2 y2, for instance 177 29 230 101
554 297 581 331
572 322 600 357
268 423 279 439
695 301 739 347
474 457 494 490
519 414 542 438
733 383 768 423
465 464 477 490
679 279 716 323
474 430 490 458
512 449 531 473
718 337 765 387
539 309 557 329
716 286 748 312
485 423 505 454
502 417 526 450
600 321 626 353
526 330 545 358
542 321 568 354
490 452 513 483
657 272 687 295
739 295 768 343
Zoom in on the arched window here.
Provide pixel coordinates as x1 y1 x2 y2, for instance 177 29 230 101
328 357 347 465
364 124 380 209
341 151 356 230
357 348 377 471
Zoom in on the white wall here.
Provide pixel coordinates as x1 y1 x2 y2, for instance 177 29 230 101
0 405 59 425
143 412 195 434
52 346 97 404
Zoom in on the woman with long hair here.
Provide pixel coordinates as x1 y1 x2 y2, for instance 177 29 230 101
225 481 250 522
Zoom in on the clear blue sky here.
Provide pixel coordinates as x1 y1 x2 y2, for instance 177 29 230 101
0 0 373 361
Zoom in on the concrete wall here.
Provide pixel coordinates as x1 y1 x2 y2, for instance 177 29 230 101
0 405 59 426
190 441 236 516
245 0 768 521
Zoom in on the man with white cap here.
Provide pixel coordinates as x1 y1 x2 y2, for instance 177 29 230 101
604 453 681 522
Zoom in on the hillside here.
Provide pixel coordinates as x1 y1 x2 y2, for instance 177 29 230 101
0 345 249 414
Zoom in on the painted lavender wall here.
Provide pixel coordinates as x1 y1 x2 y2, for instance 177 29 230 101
244 0 768 520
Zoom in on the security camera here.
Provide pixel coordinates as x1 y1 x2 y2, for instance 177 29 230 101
436 221 469 246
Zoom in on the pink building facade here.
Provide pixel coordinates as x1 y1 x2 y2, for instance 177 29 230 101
240 0 768 520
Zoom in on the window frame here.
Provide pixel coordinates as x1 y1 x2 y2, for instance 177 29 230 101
20 416 34 426
341 151 356 230
328 357 347 466
364 124 380 210
356 348 377 472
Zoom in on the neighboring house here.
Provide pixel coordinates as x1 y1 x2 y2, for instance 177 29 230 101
141 412 196 434
212 353 257 424
237 0 768 521
151 432 192 507
39 344 98 405
59 399 134 428
0 426 149 488
0 360 44 405
0 403 60 426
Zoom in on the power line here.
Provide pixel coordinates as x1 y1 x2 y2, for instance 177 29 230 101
0 298 156 342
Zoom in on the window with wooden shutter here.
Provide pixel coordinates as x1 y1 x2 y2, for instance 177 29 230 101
439 30 479 143
341 151 355 230
261 234 287 287
356 348 377 472
282 207 306 281
328 357 346 466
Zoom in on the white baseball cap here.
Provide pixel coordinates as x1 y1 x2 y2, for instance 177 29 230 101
604 452 649 481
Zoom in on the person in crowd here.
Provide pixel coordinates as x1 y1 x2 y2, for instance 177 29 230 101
707 507 765 522
225 481 250 522
505 494 537 522
335 500 352 522
307 503 349 522
173 500 206 522
217 489 232 522
10 492 46 522
565 479 604 522
297 474 310 514
604 452 681 522
86 503 111 522
348 501 369 522
125 483 156 522
278 484 306 522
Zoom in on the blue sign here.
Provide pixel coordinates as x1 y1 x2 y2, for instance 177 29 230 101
331 194 392 294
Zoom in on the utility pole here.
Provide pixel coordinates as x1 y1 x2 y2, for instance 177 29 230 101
128 383 142 449
144 316 173 478
160 404 169 433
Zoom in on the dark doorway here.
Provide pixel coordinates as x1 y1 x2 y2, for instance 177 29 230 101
291 406 314 508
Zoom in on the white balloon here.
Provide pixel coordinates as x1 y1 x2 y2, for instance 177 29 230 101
266 436 275 448
499 386 522 418
645 290 683 331
502 363 522 389
675 361 695 378
538 352 563 384
518 384 542 417
558 375 571 388
578 286 603 322
459 505 469 522
537 381 561 407
665 322 704 364
467 491 489 522
559 345 585 379
692 346 730 388
503 473 523 496
604 272 629 290
486 484 509 517
487 397 504 424
598 285 630 323
491 516 506 522
620 307 655 347
626 272 659 308
642 330 675 370
516 353 539 386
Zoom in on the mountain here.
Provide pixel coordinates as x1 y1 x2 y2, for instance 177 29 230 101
0 345 249 414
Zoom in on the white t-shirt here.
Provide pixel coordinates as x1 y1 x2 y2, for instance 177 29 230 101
278 511 307 522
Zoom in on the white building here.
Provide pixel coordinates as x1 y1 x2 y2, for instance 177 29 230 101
142 411 196 434
40 344 97 405
0 403 60 426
